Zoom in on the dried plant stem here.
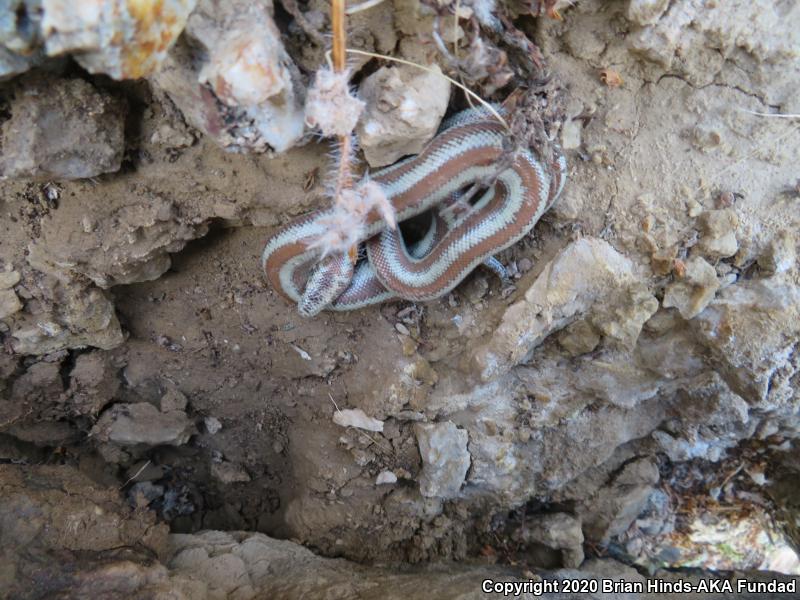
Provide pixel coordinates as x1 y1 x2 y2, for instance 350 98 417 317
332 0 347 71
345 48 510 131
330 0 359 261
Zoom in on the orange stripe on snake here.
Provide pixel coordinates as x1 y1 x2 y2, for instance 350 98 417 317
261 108 567 316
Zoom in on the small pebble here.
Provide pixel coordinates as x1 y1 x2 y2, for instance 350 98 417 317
204 416 223 435
376 470 398 485
518 258 533 273
395 322 410 336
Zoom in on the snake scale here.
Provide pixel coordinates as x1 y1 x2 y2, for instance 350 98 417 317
261 107 567 316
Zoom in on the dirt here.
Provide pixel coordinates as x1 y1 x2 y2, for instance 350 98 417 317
1 0 799 591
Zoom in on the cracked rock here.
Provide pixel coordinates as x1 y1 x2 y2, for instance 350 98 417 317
472 238 658 381
693 276 800 407
68 352 120 416
92 402 196 447
10 280 124 355
414 421 470 498
578 456 660 544
0 74 125 180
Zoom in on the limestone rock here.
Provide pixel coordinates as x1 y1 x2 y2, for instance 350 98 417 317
0 289 22 319
757 231 796 274
627 0 800 103
68 352 120 416
557 320 600 356
160 387 189 413
333 408 384 432
0 269 21 289
697 209 739 259
211 460 251 484
414 421 470 498
512 513 585 568
152 0 305 153
472 238 658 381
92 402 196 447
0 75 125 180
27 194 209 288
626 0 669 26
41 0 196 79
10 281 124 354
693 276 800 407
662 256 720 319
356 64 451 167
578 457 659 544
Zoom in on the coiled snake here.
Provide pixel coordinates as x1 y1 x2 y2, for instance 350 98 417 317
261 108 567 316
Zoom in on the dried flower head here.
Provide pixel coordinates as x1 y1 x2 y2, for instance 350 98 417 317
307 180 396 257
305 67 365 137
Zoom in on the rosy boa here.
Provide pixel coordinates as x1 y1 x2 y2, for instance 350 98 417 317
261 108 567 316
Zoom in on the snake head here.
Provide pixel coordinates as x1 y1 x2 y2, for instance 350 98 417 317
298 253 355 317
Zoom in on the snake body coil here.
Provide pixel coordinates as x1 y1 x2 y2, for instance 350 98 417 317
261 108 567 316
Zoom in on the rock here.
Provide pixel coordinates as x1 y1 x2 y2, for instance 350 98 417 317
0 288 22 319
204 415 223 434
757 231 796 274
0 75 125 180
512 513 584 568
650 246 677 276
560 118 582 150
693 276 800 407
41 0 196 79
0 44 42 80
152 0 305 153
628 0 800 101
0 269 21 289
10 281 124 354
414 421 470 498
626 0 669 26
0 462 168 560
376 470 398 485
591 286 659 350
333 408 384 432
697 209 739 259
161 387 189 413
129 481 166 507
472 238 658 381
168 529 582 599
150 122 195 148
92 402 196 447
578 457 660 544
662 256 720 319
28 194 209 289
356 64 451 167
68 352 120 416
557 320 600 356
0 0 194 80
211 460 251 484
